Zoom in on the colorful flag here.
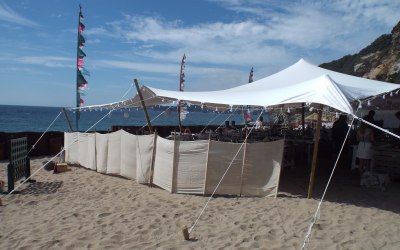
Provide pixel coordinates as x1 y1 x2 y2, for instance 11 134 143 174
79 22 85 33
75 5 90 130
78 47 86 58
249 67 254 83
179 53 186 91
76 4 89 109
246 109 252 122
178 54 188 120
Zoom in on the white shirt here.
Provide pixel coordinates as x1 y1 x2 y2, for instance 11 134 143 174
255 120 263 129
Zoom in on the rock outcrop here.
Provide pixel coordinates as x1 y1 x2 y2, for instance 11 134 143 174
320 21 400 84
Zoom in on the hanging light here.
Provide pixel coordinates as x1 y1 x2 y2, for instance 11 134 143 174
390 92 393 97
335 112 339 119
229 105 233 112
358 101 362 109
367 100 371 106
287 107 291 113
215 107 218 112
382 94 386 100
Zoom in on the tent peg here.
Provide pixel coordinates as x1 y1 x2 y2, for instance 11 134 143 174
182 225 190 240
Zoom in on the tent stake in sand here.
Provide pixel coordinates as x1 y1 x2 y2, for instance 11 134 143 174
182 225 190 240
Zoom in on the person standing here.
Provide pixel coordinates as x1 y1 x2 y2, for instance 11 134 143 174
255 116 264 130
332 114 348 154
356 122 375 176
363 110 376 124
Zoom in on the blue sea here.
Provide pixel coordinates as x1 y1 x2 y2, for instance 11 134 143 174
0 105 250 132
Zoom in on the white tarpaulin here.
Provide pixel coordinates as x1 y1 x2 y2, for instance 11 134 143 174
95 133 108 174
65 131 284 197
79 59 400 115
120 130 137 179
135 59 400 114
241 140 284 196
136 134 155 184
174 140 208 194
205 140 244 195
107 130 122 175
64 132 79 164
77 133 96 170
152 136 175 192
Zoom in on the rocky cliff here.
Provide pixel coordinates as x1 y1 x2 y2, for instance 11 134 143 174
320 21 400 84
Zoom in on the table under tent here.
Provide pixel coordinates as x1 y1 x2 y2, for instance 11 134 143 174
65 58 400 198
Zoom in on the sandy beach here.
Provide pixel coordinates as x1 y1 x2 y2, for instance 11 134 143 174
1 156 400 249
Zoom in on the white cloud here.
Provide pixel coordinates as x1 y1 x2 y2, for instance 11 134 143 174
73 0 400 95
0 2 39 27
93 59 178 75
0 66 51 75
89 0 399 72
16 56 74 68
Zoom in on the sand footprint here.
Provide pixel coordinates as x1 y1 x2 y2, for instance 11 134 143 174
98 212 112 218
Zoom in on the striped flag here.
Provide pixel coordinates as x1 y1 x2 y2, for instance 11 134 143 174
179 54 188 120
249 67 254 83
76 4 89 108
246 109 252 122
75 5 89 130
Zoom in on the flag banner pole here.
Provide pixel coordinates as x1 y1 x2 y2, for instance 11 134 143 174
178 54 186 133
75 4 89 131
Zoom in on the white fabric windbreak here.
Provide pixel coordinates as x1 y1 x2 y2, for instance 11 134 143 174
77 133 96 170
136 134 155 184
205 140 244 195
152 136 175 192
87 133 97 171
174 140 209 194
95 133 108 174
106 130 122 175
120 130 137 180
78 133 89 168
64 132 79 164
64 131 284 197
241 139 284 197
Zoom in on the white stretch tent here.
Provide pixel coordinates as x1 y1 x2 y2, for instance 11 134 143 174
65 131 284 197
64 59 399 197
136 59 400 114
79 59 400 115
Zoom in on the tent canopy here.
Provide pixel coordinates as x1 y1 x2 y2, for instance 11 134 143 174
80 59 400 115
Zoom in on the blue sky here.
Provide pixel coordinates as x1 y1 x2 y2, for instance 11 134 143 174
1 0 399 107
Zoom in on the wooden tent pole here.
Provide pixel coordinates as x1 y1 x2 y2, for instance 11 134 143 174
307 105 323 199
302 103 305 134
203 132 212 196
178 105 183 134
275 139 286 198
134 79 153 134
171 131 177 193
62 108 74 132
149 130 158 187
239 130 248 197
